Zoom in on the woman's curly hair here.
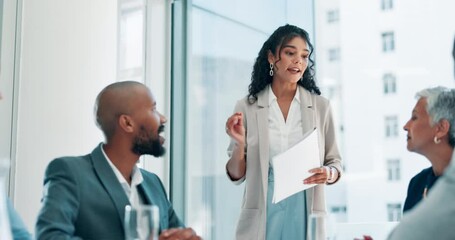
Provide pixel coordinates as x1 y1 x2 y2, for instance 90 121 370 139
248 24 320 103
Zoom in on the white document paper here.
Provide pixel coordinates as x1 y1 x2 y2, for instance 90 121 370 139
272 129 320 203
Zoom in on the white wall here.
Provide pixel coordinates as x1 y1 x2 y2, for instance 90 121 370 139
12 0 118 231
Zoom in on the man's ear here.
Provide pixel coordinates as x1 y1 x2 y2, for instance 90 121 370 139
118 115 134 133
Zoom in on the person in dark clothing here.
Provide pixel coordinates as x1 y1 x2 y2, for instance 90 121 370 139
403 167 439 212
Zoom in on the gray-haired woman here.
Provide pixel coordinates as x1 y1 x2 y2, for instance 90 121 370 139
403 86 455 212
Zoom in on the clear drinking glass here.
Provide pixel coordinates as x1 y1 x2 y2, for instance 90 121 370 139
307 212 337 240
124 204 159 240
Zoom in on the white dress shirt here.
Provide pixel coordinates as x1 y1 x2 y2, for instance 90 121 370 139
268 85 304 166
101 146 144 207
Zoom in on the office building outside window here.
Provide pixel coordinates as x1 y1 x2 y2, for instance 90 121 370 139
382 32 395 52
383 73 396 94
315 0 454 227
387 159 401 181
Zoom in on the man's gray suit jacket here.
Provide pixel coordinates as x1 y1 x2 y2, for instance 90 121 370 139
36 143 183 240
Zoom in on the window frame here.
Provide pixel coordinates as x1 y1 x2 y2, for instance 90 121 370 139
385 115 399 138
386 203 402 221
387 159 401 181
381 31 395 52
381 0 393 11
327 9 339 23
383 73 397 94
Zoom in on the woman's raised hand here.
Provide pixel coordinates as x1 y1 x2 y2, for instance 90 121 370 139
225 112 245 145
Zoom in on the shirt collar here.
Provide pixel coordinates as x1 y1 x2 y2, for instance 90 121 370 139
267 84 301 106
101 145 143 188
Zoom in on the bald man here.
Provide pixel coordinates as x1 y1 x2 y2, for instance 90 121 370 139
35 81 200 240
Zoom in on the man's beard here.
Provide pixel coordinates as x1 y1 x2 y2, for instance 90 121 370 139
132 125 165 157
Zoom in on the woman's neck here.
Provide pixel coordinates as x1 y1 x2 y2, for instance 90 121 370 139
427 146 454 176
271 81 297 100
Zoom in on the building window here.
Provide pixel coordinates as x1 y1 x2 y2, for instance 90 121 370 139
387 203 402 221
327 9 339 23
328 48 340 61
383 73 396 94
385 116 399 137
381 0 393 10
381 32 395 52
117 0 146 82
330 205 347 222
387 159 401 181
331 205 347 214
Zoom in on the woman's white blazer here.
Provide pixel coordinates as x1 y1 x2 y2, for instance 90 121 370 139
227 86 342 240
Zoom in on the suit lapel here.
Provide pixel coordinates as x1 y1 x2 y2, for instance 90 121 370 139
137 183 166 232
90 144 130 225
257 90 270 204
137 182 154 205
299 87 319 213
299 87 316 135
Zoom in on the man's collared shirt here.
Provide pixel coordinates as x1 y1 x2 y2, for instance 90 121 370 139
101 146 144 207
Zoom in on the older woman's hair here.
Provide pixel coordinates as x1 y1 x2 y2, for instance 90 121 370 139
416 86 455 147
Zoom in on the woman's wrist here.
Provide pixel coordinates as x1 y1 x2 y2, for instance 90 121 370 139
326 166 338 184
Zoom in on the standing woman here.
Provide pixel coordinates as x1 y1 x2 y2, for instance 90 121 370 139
225 24 342 240
402 87 455 212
